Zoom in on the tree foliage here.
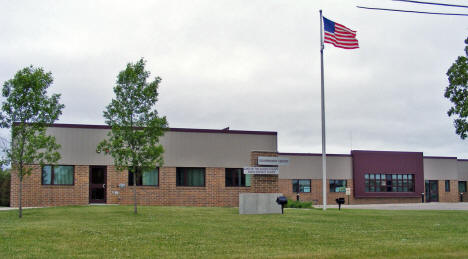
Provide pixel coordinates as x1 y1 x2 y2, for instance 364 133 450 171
0 66 64 217
97 58 168 214
445 37 468 139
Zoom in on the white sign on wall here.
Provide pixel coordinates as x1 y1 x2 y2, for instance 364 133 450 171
243 167 279 175
258 156 290 166
346 188 351 196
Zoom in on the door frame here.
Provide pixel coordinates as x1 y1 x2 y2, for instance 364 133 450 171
425 180 439 202
89 166 107 203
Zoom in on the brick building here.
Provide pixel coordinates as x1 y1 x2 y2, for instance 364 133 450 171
9 123 468 207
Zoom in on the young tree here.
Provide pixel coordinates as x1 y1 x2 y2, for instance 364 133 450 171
445 37 468 139
97 58 168 214
0 66 64 218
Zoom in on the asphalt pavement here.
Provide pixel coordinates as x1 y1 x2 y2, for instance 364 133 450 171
315 202 468 210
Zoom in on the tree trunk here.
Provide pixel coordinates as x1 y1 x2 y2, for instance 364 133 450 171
133 167 137 214
19 175 23 218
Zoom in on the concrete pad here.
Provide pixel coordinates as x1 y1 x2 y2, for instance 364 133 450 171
315 202 468 210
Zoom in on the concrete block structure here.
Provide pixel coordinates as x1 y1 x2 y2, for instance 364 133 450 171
9 123 468 207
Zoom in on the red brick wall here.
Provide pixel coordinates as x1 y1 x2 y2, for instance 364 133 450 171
279 179 420 205
10 164 276 208
107 166 251 207
250 151 279 193
10 165 89 207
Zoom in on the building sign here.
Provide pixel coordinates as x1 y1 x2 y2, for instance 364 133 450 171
346 188 351 196
244 167 279 175
258 156 290 166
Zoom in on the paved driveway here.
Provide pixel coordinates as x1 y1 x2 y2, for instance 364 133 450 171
316 202 468 210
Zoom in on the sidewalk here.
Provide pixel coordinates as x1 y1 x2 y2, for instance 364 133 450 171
0 207 41 211
315 202 468 210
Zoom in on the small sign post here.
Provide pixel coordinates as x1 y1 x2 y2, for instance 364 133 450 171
345 188 351 205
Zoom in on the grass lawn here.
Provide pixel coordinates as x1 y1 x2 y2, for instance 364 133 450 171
1 206 468 258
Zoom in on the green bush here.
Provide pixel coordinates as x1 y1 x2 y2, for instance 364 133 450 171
0 169 10 207
285 199 313 209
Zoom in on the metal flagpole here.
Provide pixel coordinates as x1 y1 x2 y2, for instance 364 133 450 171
319 10 327 211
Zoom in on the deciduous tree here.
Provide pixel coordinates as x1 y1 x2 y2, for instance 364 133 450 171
97 58 168 214
445 37 468 139
0 66 64 218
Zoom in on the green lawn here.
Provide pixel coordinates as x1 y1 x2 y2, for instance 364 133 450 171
1 206 468 258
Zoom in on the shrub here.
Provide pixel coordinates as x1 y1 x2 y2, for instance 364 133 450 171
285 199 313 209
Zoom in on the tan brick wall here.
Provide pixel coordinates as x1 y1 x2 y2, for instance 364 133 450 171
438 180 459 202
279 179 420 205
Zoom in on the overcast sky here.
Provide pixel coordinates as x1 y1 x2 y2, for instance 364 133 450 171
0 0 467 158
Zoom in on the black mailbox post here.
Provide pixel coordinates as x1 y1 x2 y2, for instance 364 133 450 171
336 198 345 210
276 196 288 214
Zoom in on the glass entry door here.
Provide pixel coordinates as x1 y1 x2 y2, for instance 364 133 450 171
89 166 107 203
425 180 439 202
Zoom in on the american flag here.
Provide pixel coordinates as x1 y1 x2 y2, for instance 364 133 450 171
323 17 359 49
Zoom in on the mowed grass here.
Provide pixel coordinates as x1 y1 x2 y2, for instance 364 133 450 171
1 206 468 258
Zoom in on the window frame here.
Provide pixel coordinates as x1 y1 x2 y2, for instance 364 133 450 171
445 180 451 192
128 167 159 187
176 167 206 187
225 168 251 187
41 165 75 186
292 179 311 193
364 173 415 193
329 179 347 193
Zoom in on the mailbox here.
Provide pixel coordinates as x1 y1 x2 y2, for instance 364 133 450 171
276 196 288 214
336 197 345 210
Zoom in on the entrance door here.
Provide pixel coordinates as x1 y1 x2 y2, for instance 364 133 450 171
425 180 439 202
89 166 107 203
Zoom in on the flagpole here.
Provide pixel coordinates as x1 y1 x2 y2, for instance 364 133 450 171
319 10 327 211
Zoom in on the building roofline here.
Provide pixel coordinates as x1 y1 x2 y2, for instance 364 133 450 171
424 156 458 160
280 151 464 160
44 123 277 136
351 149 424 155
278 152 351 157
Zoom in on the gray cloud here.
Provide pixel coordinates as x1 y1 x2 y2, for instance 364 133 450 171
0 0 466 158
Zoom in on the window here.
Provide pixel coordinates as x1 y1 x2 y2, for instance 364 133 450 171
364 173 414 192
445 180 451 192
459 181 467 193
225 168 251 187
42 165 74 185
128 168 159 186
330 180 347 192
176 167 205 187
292 179 311 193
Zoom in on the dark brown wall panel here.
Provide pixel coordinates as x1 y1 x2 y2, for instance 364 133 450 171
352 150 424 198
